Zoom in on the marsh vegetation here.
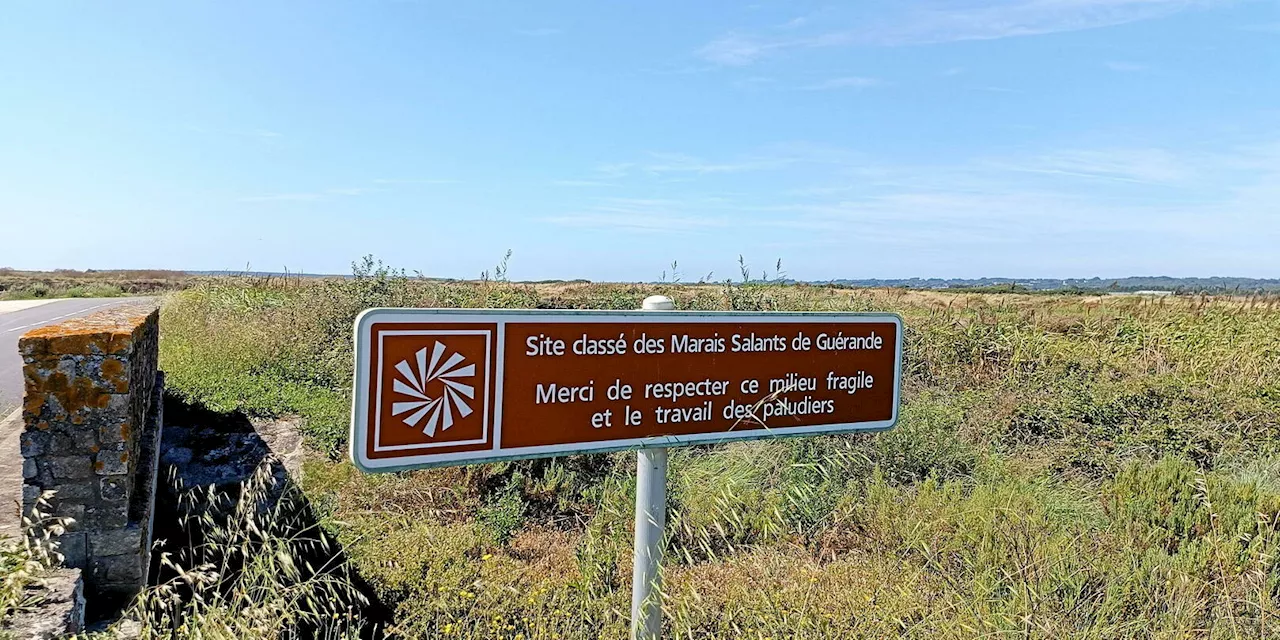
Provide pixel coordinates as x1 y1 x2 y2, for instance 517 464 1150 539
143 260 1280 638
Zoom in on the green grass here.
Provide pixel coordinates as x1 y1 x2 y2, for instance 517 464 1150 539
112 464 367 639
0 283 125 301
154 261 1280 638
0 268 191 301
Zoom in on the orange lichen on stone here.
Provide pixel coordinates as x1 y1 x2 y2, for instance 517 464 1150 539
100 358 128 393
26 371 112 417
23 392 45 417
20 306 157 357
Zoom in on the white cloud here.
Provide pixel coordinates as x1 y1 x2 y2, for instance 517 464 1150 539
997 148 1192 184
552 139 1280 269
697 0 1226 65
853 144 1276 237
877 0 1221 45
641 151 795 175
546 197 732 232
697 32 786 66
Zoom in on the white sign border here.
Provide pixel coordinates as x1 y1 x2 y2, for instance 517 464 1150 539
350 308 904 474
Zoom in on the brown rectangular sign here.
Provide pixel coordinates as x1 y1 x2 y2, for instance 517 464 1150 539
350 309 902 472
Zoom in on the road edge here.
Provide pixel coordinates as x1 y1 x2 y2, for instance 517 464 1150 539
0 408 23 539
0 299 60 315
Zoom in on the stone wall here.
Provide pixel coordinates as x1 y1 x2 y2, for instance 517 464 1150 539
19 305 162 607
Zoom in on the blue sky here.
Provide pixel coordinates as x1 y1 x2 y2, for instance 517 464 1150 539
1 1 1277 281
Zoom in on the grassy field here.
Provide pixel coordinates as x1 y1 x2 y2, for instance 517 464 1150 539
151 261 1280 638
0 268 193 300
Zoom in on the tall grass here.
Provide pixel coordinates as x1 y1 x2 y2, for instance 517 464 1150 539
0 493 74 627
154 263 1280 638
113 461 368 639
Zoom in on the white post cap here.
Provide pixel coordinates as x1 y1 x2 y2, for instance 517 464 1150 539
641 295 676 311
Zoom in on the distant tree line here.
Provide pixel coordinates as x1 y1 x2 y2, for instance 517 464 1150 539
819 276 1280 294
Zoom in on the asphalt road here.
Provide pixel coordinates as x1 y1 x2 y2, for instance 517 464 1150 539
0 297 154 417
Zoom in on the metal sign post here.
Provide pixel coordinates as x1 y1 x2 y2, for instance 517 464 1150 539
631 295 674 640
631 446 667 639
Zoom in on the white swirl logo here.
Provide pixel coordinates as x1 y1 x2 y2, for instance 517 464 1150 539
390 342 476 437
